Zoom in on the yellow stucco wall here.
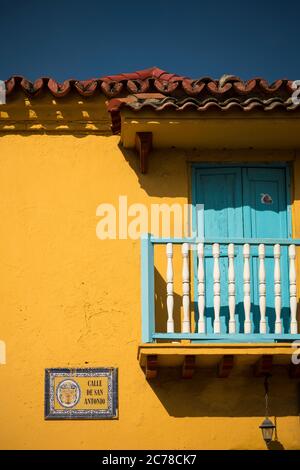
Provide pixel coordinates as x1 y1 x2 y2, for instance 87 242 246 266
0 95 300 450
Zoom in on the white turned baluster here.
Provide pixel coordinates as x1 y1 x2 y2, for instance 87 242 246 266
289 245 298 334
243 244 251 334
213 243 221 334
228 243 236 334
274 244 282 334
166 243 174 333
197 243 205 333
258 244 267 334
182 243 190 333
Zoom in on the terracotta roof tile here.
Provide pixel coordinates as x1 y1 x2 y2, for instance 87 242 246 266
3 67 299 134
4 67 185 98
107 87 300 134
4 67 295 101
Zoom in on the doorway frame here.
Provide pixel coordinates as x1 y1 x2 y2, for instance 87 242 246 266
190 162 293 334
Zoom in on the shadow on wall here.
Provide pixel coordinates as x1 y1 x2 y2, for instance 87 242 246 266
266 417 285 450
119 144 189 198
145 368 300 420
154 267 299 334
118 144 296 202
154 267 182 333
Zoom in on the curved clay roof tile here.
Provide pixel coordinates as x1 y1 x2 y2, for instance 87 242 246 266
74 80 98 96
47 79 72 97
182 79 206 95
127 79 150 94
2 68 298 106
100 81 124 97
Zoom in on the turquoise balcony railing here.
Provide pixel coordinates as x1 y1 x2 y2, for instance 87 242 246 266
141 234 300 343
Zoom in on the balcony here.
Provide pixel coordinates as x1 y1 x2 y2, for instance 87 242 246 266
139 234 300 378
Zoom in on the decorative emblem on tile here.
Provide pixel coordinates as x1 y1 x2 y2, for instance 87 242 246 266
56 379 81 408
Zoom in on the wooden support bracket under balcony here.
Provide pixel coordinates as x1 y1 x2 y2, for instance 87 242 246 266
254 354 273 377
182 355 196 379
218 355 234 378
135 132 152 174
145 354 158 380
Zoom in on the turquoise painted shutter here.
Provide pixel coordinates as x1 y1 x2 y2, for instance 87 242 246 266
242 167 290 333
194 167 243 333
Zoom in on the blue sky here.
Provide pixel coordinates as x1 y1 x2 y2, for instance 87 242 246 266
1 0 300 82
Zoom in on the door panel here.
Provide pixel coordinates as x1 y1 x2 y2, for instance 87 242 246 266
195 167 243 238
195 168 243 333
242 168 288 239
242 168 290 333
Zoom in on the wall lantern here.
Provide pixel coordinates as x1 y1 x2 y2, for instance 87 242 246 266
259 375 276 444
